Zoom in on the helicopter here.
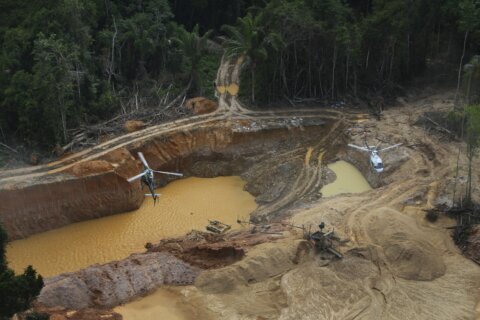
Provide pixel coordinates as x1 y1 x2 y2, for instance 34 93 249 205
348 141 402 173
127 152 183 204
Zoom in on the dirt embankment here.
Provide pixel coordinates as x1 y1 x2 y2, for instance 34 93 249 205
37 252 201 309
0 148 143 240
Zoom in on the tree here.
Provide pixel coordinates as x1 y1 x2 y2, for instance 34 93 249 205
2 71 38 144
463 55 480 104
115 0 173 80
32 33 80 144
171 24 216 95
455 0 480 102
465 104 480 205
1 0 480 149
221 13 283 103
0 226 7 271
0 224 43 320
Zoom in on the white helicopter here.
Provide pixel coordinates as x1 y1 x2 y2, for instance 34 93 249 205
347 141 402 173
127 152 183 204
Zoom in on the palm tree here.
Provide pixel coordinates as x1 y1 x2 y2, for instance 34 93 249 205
172 24 217 95
220 13 283 103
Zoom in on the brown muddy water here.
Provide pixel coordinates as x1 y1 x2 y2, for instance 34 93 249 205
6 176 257 277
115 287 193 320
321 160 372 197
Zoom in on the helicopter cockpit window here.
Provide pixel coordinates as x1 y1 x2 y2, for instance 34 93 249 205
374 163 384 169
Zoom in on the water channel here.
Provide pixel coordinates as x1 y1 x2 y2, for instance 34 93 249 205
7 176 258 277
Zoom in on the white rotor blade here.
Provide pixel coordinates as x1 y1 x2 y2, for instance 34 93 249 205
127 172 146 182
348 144 370 152
379 143 402 152
145 194 161 197
152 170 183 177
138 152 150 168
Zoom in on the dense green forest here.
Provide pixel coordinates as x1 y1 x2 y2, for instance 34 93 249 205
0 225 44 319
0 0 479 150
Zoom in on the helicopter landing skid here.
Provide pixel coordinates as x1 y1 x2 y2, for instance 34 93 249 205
144 194 161 197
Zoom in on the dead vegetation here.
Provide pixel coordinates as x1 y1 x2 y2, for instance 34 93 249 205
422 198 480 265
61 104 190 154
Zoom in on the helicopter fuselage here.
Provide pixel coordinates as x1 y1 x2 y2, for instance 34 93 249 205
141 169 157 200
127 152 182 205
369 151 384 173
348 142 401 173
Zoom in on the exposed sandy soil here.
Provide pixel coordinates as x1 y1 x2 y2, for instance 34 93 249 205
8 88 480 319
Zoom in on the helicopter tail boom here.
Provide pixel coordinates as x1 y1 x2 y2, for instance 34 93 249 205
152 170 183 177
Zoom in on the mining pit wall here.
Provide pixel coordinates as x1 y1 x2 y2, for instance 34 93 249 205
0 119 330 240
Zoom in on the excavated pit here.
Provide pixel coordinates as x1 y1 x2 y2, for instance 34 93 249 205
3 113 388 311
7 176 257 276
0 117 352 241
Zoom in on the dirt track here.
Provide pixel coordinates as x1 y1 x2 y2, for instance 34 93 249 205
0 55 364 185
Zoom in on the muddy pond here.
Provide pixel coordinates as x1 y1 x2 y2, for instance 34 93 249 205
114 287 193 320
321 160 372 197
7 176 258 276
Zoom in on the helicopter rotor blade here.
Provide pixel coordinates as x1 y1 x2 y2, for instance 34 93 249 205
348 144 370 152
152 170 183 177
127 172 147 182
378 143 402 152
138 152 150 169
